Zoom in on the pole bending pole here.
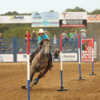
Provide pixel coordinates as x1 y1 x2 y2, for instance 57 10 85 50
57 34 68 91
77 34 85 81
27 31 30 100
89 36 96 75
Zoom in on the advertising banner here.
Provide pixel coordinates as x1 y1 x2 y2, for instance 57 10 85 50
0 54 13 62
94 41 97 59
31 12 59 27
61 53 77 61
59 19 87 27
60 12 87 19
32 12 59 20
81 39 93 62
17 54 27 62
0 16 31 23
59 12 87 27
87 15 100 23
32 20 59 27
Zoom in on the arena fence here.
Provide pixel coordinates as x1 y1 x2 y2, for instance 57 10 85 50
0 35 97 62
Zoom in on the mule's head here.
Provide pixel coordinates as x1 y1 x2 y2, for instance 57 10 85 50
42 40 51 55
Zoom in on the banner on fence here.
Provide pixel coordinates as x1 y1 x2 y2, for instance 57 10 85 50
87 15 100 23
94 41 97 59
17 54 27 62
81 39 93 62
0 54 13 62
61 53 77 61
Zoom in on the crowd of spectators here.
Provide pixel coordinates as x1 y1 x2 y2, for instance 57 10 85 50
62 28 87 46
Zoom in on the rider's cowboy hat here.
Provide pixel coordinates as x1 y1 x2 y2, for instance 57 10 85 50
39 29 44 34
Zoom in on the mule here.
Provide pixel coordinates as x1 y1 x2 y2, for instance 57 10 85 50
22 40 52 89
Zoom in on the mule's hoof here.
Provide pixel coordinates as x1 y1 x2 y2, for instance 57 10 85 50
21 86 28 90
34 79 38 85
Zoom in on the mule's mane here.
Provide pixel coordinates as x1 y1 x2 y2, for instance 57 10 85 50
43 39 50 42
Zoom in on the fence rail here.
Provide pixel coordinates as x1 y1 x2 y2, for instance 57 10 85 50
0 36 98 62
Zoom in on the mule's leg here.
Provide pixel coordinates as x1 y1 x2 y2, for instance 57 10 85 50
33 68 48 85
30 66 35 83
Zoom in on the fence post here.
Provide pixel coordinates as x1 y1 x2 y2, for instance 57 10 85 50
13 37 18 62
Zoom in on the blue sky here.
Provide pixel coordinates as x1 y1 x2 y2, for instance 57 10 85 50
0 0 100 14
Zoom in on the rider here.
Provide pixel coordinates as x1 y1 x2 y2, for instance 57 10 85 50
30 28 50 63
38 28 50 46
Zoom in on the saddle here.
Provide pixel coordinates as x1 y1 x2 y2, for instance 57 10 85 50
30 48 40 64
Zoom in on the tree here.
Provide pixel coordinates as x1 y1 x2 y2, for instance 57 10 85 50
4 11 19 15
89 9 100 14
65 6 86 12
49 10 54 12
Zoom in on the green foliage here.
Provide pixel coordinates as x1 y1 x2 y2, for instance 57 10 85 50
2 24 40 38
1 7 100 38
4 11 19 15
65 7 86 12
89 9 100 14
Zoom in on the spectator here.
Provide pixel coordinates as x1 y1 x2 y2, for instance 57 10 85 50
81 29 87 39
8 43 13 52
53 35 57 45
74 31 79 51
0 33 3 43
53 48 60 59
24 31 27 42
69 29 76 51
74 31 79 40
24 31 30 43
0 33 3 51
45 30 48 35
31 30 37 42
62 30 68 46
69 29 76 40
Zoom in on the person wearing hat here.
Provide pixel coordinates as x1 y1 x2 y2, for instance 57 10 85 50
30 28 50 63
81 29 87 39
69 29 76 39
38 28 49 45
31 30 37 42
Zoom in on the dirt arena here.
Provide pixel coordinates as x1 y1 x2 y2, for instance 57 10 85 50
0 62 100 100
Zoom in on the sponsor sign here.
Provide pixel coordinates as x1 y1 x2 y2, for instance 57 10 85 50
59 12 87 27
87 15 100 23
59 19 87 27
32 12 59 27
11 16 24 19
0 54 13 62
32 12 59 19
0 15 31 23
32 20 59 27
60 12 87 19
81 39 93 62
94 41 97 59
61 53 77 61
17 54 27 62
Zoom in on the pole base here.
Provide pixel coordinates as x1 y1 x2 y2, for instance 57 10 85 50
77 77 85 81
89 72 96 75
21 86 28 90
57 87 68 91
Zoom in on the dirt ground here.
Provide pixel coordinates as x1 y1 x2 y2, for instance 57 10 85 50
0 62 100 100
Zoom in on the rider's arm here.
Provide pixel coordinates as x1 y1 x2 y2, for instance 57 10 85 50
38 36 42 44
44 34 50 40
